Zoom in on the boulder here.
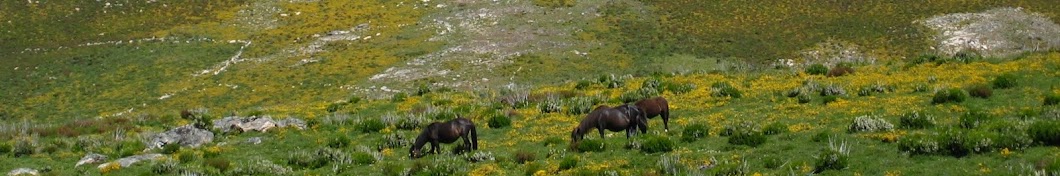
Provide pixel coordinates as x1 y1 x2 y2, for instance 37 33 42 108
6 168 38 176
147 125 214 149
75 153 108 167
97 153 165 169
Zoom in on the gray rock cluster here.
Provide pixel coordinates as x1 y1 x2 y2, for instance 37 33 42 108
75 153 108 167
146 125 214 149
212 116 306 133
96 153 165 169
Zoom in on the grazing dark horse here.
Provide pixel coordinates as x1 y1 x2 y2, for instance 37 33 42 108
634 97 671 132
410 117 478 159
570 105 644 145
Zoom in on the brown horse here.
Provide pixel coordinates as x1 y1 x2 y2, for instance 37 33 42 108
410 117 478 159
634 97 671 132
570 105 644 145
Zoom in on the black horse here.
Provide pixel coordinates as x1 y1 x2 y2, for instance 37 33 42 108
570 105 645 145
410 117 479 159
633 97 671 132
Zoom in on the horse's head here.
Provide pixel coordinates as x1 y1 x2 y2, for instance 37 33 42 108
570 127 584 144
409 147 422 159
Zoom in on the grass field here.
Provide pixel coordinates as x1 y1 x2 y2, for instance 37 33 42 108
2 0 1060 175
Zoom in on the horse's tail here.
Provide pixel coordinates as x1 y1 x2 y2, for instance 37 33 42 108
470 123 479 150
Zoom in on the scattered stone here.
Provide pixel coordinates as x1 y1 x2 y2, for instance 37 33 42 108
6 168 38 176
97 154 165 169
276 118 306 130
147 125 214 149
75 153 108 167
247 137 263 145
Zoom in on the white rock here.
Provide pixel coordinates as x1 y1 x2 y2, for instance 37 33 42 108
7 168 38 176
75 153 108 167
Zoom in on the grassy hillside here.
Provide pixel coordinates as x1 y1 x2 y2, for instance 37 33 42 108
2 0 1060 175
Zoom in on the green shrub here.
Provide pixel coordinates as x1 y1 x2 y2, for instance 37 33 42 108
178 150 198 163
931 88 969 104
662 82 695 94
681 124 709 142
812 130 834 143
205 157 232 173
991 74 1017 89
12 137 35 157
598 75 626 89
524 161 544 176
806 64 829 75
966 84 993 99
898 133 942 155
1046 93 1060 106
326 102 345 113
287 151 327 169
514 151 536 164
564 97 598 115
0 142 12 155
390 93 408 102
1028 120 1060 146
764 123 787 135
908 54 941 66
939 129 972 157
559 156 579 170
642 78 662 91
358 118 385 133
814 141 849 173
116 139 144 157
960 130 997 154
899 112 935 129
161 143 181 154
827 63 854 77
352 152 375 165
763 156 783 169
657 154 683 175
848 115 894 133
327 134 351 148
711 82 742 98
728 130 766 147
488 114 512 128
991 125 1033 150
640 135 675 153
575 80 592 90
619 88 658 103
797 94 812 104
151 159 180 175
959 110 994 129
381 162 405 176
538 98 563 113
575 138 605 152
952 51 981 63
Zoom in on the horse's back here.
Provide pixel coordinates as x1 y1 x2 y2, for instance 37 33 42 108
636 97 669 115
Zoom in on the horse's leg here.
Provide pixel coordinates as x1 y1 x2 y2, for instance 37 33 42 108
470 125 479 150
430 141 440 154
662 109 670 132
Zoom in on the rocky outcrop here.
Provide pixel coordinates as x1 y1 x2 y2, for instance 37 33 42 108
147 125 214 149
920 7 1060 58
213 116 306 133
75 153 108 167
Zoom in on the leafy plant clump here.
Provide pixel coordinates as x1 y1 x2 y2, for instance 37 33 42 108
966 84 993 99
559 156 579 170
827 62 855 77
806 63 829 75
814 140 850 173
640 135 675 153
763 123 787 135
898 133 942 155
358 118 385 133
728 128 767 147
991 73 1017 89
514 151 536 164
932 88 969 104
1045 93 1060 106
899 112 936 129
352 151 376 165
488 113 512 128
711 82 743 98
959 110 995 129
848 115 894 133
1028 120 1060 146
575 138 606 152
681 123 710 142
